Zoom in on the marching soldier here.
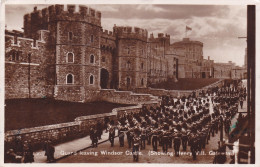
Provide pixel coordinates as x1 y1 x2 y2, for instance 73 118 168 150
108 122 116 147
118 124 125 147
92 128 98 148
132 131 141 162
140 125 146 150
126 126 134 149
181 124 188 151
173 131 182 157
189 128 198 160
161 128 169 153
146 125 152 145
151 124 159 151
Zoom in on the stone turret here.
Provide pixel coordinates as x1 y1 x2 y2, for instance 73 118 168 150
23 5 101 38
113 25 148 42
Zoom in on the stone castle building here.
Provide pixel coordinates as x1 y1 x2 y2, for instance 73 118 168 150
171 38 214 78
5 4 244 102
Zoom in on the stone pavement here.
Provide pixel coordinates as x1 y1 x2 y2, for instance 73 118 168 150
33 130 116 163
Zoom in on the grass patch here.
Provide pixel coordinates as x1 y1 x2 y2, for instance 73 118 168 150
150 78 220 90
5 98 132 131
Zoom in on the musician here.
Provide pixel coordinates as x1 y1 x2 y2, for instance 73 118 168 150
173 130 182 157
118 124 125 147
161 127 169 153
140 124 146 150
151 124 159 151
108 122 116 147
132 130 141 162
181 122 188 151
189 127 198 160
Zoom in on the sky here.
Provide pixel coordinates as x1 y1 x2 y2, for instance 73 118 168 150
5 4 247 66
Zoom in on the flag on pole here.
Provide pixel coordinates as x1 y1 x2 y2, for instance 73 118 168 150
186 26 192 31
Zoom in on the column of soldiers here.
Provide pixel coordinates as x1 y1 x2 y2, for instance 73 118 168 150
105 80 245 161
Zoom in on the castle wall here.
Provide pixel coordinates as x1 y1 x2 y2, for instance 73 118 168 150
53 11 102 102
100 29 116 89
147 33 172 85
4 101 159 151
5 5 243 103
5 31 55 99
113 26 148 90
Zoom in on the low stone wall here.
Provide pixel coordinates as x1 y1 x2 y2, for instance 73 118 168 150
98 89 158 104
4 101 159 151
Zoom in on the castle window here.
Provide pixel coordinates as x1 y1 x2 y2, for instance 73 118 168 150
68 32 73 41
90 75 94 85
127 48 130 54
90 54 95 64
67 52 74 63
66 74 73 84
102 56 106 62
141 62 144 70
11 51 21 61
91 35 94 43
127 61 131 69
11 51 16 61
16 52 20 61
141 78 144 86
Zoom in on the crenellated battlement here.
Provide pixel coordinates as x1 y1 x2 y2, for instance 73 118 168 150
5 29 50 50
113 25 148 42
148 33 171 47
101 29 115 40
24 5 101 21
100 29 116 50
24 5 102 38
149 33 170 41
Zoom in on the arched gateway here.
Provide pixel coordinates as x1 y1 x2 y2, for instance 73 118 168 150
100 68 109 89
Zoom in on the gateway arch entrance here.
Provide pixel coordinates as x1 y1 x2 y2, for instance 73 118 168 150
100 68 109 89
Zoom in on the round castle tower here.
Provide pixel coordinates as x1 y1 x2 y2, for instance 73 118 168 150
24 5 102 102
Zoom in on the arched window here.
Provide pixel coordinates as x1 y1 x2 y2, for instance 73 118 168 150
90 54 94 64
126 77 131 89
127 61 131 69
141 78 144 86
127 48 130 54
11 51 16 61
141 62 144 70
16 52 20 61
67 52 74 63
66 74 73 84
90 75 94 84
68 32 73 41
91 35 94 43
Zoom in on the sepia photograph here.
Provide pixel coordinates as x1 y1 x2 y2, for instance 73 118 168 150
1 1 257 165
